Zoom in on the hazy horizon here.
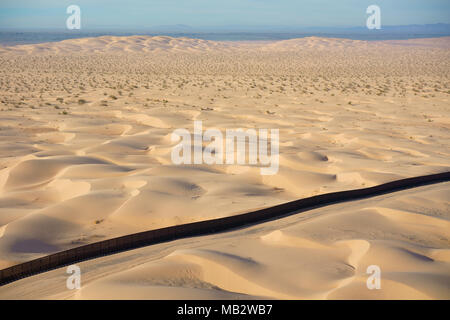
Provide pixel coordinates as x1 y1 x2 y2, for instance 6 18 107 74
1 23 449 45
2 22 450 32
1 0 449 30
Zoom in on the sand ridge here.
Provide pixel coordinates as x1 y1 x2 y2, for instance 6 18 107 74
1 35 450 55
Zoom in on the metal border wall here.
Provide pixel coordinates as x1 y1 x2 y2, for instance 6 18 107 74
1 171 449 286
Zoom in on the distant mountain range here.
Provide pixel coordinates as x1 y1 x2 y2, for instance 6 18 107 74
3 23 450 34
1 24 449 45
122 23 450 34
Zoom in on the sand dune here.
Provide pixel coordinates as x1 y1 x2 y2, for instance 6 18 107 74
0 36 449 298
0 183 448 299
2 35 449 55
0 36 238 55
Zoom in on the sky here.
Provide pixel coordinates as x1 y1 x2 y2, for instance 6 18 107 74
0 0 449 30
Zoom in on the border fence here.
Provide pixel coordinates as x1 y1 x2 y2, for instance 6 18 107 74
1 171 449 286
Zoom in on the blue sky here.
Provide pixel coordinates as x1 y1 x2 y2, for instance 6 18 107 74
0 0 449 30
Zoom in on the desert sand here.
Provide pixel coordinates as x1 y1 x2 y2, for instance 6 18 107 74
0 36 449 299
1 182 449 299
